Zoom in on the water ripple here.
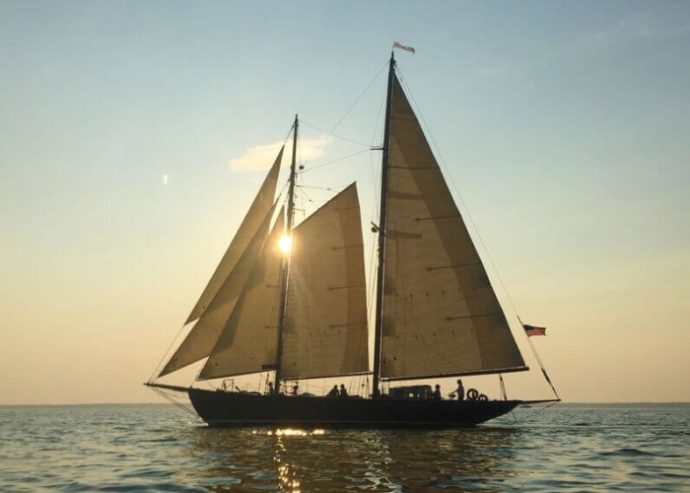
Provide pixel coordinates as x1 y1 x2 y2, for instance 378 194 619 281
0 404 688 492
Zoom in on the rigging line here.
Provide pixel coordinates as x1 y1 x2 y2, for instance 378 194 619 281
369 78 387 147
296 195 315 206
296 187 316 205
525 333 561 400
150 387 197 417
521 400 559 420
328 58 389 136
300 120 372 148
294 187 329 207
369 142 381 224
298 149 371 174
276 182 289 207
282 119 296 147
148 321 191 383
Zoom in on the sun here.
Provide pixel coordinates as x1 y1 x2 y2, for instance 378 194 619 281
278 234 292 254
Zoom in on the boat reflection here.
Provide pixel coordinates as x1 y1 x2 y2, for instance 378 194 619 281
184 425 520 492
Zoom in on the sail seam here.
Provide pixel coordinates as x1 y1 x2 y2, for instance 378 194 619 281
425 262 481 271
415 214 461 222
445 312 502 321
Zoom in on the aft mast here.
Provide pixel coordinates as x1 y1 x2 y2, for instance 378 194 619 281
372 53 396 398
274 114 298 393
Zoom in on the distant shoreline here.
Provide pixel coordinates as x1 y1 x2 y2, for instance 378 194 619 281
1 401 688 408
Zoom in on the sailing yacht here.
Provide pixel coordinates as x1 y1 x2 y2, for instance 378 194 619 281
146 51 558 427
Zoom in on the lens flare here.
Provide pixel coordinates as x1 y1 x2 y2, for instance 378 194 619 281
278 235 292 254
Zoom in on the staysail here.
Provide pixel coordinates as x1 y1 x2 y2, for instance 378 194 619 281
158 148 283 377
159 201 278 377
380 75 527 380
281 184 369 380
186 147 283 325
198 211 285 380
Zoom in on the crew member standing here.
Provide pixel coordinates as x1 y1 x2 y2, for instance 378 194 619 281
456 379 465 401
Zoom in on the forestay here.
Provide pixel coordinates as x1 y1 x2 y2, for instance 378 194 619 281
281 184 369 380
380 76 527 380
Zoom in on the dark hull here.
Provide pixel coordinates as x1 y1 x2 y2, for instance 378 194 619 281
188 388 520 428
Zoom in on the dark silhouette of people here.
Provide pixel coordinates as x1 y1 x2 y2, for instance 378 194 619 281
327 385 339 397
339 384 348 398
432 384 441 400
267 382 274 395
456 379 465 401
291 384 299 396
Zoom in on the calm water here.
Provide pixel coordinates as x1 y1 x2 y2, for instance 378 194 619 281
0 403 688 492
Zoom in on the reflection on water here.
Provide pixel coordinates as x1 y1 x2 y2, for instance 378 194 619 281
1 404 688 492
188 426 518 492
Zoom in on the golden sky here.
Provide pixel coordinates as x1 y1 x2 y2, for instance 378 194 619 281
2 1 689 404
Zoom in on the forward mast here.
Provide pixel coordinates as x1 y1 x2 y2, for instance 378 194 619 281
274 114 299 394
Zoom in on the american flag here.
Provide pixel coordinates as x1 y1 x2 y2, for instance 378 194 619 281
523 324 546 337
393 42 415 53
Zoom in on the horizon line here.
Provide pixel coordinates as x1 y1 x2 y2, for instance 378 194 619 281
1 400 689 408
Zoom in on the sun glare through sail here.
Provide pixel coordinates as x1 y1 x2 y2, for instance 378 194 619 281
278 234 293 254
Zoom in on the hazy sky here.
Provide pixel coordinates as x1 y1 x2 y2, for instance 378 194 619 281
2 1 689 405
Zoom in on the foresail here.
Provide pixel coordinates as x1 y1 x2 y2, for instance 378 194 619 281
198 211 285 380
380 76 527 380
281 184 369 380
158 201 278 377
185 147 283 325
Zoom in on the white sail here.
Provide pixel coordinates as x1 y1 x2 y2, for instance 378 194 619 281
380 76 527 380
281 184 369 380
158 201 278 377
185 147 283 325
198 211 285 380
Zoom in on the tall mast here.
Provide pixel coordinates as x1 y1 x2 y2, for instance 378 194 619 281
274 114 298 393
372 53 395 398
287 115 298 230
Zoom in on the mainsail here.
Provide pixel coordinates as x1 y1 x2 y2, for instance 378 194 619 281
379 76 527 380
158 148 283 377
282 184 369 380
198 211 285 380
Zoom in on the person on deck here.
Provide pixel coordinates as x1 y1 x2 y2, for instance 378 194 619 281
433 384 442 400
339 384 348 398
327 385 339 398
267 382 274 396
456 379 465 401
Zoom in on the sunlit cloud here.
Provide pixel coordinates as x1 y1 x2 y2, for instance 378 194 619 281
230 136 332 171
